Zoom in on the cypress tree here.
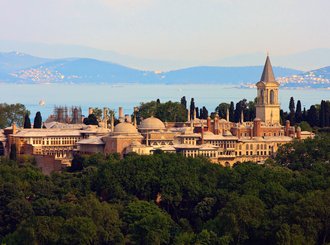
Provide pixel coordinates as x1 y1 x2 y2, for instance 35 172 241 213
229 101 235 122
202 106 208 119
319 100 326 127
295 100 303 124
195 107 199 119
288 97 295 125
325 101 330 127
180 96 187 109
307 105 318 127
234 101 241 123
302 107 307 121
33 111 42 128
23 113 31 128
190 98 195 120
199 108 203 119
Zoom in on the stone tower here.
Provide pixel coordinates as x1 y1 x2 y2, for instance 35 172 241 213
255 55 280 125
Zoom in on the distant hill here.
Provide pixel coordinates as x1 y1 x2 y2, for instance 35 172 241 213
309 66 330 79
276 66 330 88
10 58 158 84
0 51 52 72
1 51 330 88
161 66 301 84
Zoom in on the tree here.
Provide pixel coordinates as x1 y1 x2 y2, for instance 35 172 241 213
83 114 98 125
202 106 208 119
295 100 303 124
215 103 230 119
234 99 247 123
247 100 256 121
302 107 307 121
137 100 187 122
288 97 295 125
229 102 235 122
180 96 187 109
59 217 97 244
123 201 175 245
33 111 42 128
91 107 103 120
307 105 318 127
299 121 312 132
0 103 29 128
190 98 195 120
23 113 31 128
195 107 199 119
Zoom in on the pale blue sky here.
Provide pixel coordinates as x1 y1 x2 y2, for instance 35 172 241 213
0 0 329 67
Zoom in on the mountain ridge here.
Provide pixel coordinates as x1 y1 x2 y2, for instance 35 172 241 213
0 51 329 88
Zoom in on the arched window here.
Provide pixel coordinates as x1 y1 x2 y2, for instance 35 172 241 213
260 89 264 104
270 90 275 104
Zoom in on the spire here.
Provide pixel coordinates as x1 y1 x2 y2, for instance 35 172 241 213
260 55 275 83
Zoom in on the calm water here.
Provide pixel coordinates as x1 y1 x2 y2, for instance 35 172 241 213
1 83 329 118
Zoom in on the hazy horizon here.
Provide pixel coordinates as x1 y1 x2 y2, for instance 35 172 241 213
0 0 329 70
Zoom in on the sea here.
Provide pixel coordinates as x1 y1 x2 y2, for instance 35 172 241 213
1 83 329 119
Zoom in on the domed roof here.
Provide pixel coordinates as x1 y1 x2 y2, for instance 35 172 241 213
223 130 233 136
139 116 165 130
203 131 214 136
114 122 138 134
254 117 261 121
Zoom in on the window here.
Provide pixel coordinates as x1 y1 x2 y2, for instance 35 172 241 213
270 90 275 104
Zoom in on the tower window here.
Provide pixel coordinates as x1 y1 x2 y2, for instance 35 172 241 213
270 90 275 104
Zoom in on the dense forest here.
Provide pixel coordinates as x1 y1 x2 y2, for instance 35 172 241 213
0 134 329 244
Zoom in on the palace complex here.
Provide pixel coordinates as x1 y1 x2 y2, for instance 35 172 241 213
0 56 314 171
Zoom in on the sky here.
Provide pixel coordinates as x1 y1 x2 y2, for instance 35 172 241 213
0 0 329 69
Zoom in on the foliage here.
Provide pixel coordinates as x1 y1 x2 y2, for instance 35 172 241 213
137 100 187 122
23 113 31 128
0 103 29 128
0 136 329 244
33 111 42 128
83 114 99 125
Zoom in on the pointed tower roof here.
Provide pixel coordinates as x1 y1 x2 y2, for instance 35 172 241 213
260 55 276 83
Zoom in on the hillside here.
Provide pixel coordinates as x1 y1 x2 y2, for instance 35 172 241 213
1 51 329 88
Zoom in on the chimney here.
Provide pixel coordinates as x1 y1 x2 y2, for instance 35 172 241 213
226 108 230 122
118 107 124 123
207 117 211 131
103 107 108 129
214 113 219 135
253 118 261 137
240 110 244 124
133 107 138 127
12 123 17 134
111 113 114 131
285 120 290 136
296 126 302 140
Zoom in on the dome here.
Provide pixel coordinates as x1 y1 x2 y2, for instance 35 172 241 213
223 130 233 136
203 131 214 136
296 126 301 132
114 122 138 134
254 117 261 121
139 116 165 130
